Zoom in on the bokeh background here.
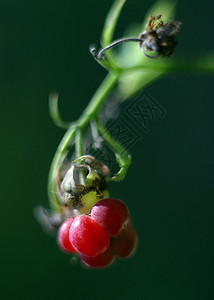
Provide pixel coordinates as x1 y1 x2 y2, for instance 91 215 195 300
1 0 214 299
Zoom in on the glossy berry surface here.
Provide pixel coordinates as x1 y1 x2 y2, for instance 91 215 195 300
57 217 76 253
79 246 115 268
111 220 138 258
69 215 109 257
91 198 129 237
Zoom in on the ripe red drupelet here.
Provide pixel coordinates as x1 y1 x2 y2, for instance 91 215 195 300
91 198 129 237
111 220 138 258
69 215 109 257
79 246 115 268
57 217 76 253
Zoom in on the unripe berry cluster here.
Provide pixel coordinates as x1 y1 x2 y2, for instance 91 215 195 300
57 198 138 268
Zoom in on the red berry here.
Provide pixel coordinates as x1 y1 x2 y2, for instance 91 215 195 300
91 198 129 237
111 220 138 258
69 215 109 257
79 246 115 268
57 217 76 253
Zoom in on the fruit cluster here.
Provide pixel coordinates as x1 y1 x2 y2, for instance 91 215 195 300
57 198 138 268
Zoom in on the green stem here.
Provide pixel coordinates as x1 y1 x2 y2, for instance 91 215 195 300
167 58 214 74
101 0 127 70
48 72 120 211
90 119 101 142
96 117 131 181
49 92 71 129
122 57 214 74
74 128 86 186
75 129 84 158
77 72 120 127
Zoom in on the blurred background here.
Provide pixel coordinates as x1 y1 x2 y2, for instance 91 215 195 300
1 0 214 299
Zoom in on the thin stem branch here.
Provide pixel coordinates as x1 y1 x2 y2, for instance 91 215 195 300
95 117 131 181
122 57 214 74
74 128 86 186
95 38 142 60
75 129 84 158
49 92 70 129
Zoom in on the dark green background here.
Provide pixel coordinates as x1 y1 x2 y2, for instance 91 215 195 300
1 0 214 299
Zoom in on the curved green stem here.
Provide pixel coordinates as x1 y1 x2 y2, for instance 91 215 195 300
49 92 70 129
95 117 131 181
101 0 127 69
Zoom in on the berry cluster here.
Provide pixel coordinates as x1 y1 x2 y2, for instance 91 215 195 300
57 198 138 268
